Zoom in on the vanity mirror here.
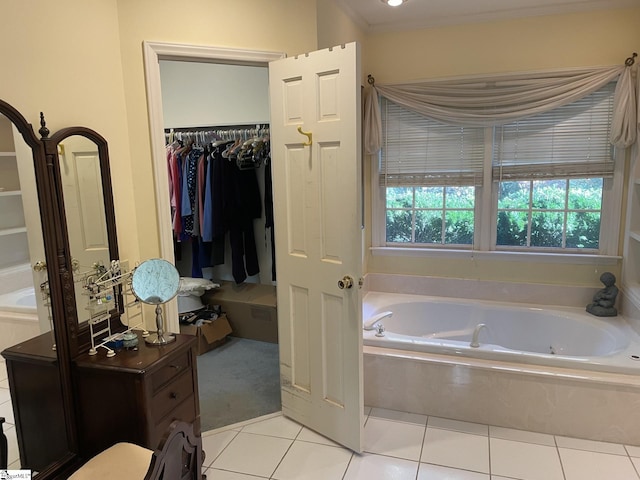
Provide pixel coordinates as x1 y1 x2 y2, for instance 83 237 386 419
131 258 180 345
0 100 79 478
43 126 123 358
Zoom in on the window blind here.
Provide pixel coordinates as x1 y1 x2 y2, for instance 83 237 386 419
380 98 485 187
493 82 615 181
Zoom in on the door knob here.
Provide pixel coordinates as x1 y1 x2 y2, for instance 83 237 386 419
338 275 354 290
33 261 47 272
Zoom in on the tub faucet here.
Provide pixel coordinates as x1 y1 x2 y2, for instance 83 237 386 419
470 323 487 348
363 311 393 330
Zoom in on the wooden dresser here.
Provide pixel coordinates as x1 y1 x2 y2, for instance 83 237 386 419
2 333 69 471
73 332 200 459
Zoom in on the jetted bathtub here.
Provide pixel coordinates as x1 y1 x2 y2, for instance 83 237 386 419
363 291 640 374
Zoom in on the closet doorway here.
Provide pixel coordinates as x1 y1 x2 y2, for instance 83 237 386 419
144 43 285 431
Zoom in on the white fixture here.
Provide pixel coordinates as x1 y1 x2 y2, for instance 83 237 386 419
382 0 406 6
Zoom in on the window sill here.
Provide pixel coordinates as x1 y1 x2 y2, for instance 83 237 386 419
370 247 621 265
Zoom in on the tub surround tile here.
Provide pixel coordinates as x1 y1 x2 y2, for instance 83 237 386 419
363 417 425 461
365 273 597 308
559 447 640 480
490 437 564 480
427 417 487 436
421 428 489 474
369 407 427 426
556 435 628 455
489 426 556 446
211 432 293 478
272 441 352 480
364 351 640 445
344 453 418 480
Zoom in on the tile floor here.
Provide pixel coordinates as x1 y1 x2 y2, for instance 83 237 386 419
2 357 640 479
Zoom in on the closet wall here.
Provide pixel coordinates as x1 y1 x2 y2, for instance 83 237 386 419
159 60 274 285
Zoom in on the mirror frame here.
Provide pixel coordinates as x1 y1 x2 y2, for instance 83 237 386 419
0 100 81 477
43 126 123 359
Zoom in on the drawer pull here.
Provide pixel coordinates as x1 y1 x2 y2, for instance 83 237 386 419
170 365 181 370
170 392 179 400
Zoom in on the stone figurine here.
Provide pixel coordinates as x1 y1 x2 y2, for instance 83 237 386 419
586 272 618 317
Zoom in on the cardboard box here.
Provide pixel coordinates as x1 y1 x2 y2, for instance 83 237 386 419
203 281 278 343
179 314 232 355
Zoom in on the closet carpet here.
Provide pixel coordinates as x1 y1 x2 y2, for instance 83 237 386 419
197 336 281 431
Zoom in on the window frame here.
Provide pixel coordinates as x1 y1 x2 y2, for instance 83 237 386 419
372 126 625 260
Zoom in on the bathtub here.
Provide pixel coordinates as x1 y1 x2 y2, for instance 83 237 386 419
362 291 640 445
0 283 40 353
363 292 640 375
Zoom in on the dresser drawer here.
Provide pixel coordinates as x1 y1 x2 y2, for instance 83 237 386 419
152 394 196 446
151 369 194 420
150 350 191 393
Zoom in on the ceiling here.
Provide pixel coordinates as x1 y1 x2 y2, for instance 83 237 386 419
336 0 639 33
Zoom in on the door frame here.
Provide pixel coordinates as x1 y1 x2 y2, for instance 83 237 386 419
142 41 285 332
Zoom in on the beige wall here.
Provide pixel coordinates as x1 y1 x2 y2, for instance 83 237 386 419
0 0 139 265
317 0 367 52
116 0 318 261
363 7 640 287
2 1 636 289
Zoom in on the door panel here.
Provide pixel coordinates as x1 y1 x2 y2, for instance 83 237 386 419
269 42 363 452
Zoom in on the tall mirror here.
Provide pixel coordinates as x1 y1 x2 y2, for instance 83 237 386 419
44 127 123 358
0 100 78 478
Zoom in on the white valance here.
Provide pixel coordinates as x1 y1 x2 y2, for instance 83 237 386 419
365 64 638 154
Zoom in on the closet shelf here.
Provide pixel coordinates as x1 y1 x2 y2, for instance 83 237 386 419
628 231 640 243
0 189 21 197
0 226 27 237
0 151 17 157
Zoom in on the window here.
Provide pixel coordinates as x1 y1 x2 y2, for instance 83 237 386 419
377 82 620 255
380 100 484 247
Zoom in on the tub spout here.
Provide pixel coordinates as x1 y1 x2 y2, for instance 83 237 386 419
470 323 487 348
364 311 393 330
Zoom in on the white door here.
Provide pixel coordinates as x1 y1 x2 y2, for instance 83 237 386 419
269 42 363 452
58 135 111 322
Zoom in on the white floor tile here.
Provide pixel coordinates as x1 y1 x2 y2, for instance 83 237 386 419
490 437 563 480
205 469 268 479
417 463 489 480
297 427 341 447
0 400 14 425
240 415 302 439
428 417 488 436
344 453 418 480
631 456 640 473
211 432 292 478
272 441 352 480
556 435 627 455
560 447 640 480
363 417 425 461
201 429 239 467
0 379 8 389
421 428 489 474
489 426 555 446
369 408 427 426
627 445 640 458
0 387 10 405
